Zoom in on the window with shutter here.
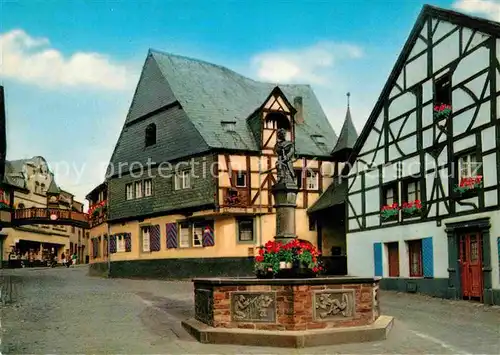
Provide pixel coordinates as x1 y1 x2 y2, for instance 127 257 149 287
125 233 132 252
150 225 161 251
179 223 190 248
166 223 178 248
141 226 150 252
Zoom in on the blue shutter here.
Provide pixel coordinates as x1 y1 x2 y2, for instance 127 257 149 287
422 237 434 278
374 242 383 277
166 223 178 248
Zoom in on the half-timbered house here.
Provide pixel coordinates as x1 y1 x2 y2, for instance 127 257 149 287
89 50 338 278
346 5 500 305
91 50 336 277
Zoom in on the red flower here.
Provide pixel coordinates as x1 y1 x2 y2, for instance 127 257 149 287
255 255 264 263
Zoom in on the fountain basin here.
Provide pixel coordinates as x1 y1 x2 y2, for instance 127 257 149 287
181 276 394 348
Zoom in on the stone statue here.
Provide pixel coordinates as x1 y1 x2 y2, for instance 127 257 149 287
274 128 295 184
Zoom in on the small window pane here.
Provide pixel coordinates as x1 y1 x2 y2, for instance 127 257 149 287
179 223 190 247
236 172 246 187
142 227 150 252
238 219 253 241
192 225 203 247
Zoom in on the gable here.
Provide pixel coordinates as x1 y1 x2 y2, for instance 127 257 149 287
125 54 177 125
349 4 500 173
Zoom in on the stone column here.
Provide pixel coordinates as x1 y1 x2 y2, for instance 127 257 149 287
272 181 299 243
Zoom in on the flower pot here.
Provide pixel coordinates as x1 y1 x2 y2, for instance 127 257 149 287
256 269 274 279
286 262 292 269
279 261 287 269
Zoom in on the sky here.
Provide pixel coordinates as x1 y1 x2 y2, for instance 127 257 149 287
0 0 498 208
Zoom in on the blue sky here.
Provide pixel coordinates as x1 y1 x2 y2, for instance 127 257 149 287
0 0 497 205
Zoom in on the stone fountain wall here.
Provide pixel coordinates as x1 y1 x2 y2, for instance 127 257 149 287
193 278 380 331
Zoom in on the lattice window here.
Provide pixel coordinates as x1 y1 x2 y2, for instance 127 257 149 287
408 239 423 277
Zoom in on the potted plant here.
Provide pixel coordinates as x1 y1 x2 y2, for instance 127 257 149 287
454 176 482 194
434 104 452 120
380 203 399 220
401 200 422 216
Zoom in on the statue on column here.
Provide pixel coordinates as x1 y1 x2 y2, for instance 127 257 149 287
274 128 296 184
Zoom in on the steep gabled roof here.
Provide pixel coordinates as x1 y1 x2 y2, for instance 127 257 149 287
346 4 500 169
308 178 347 215
109 51 338 175
331 104 358 156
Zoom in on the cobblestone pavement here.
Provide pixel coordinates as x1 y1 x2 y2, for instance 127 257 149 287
1 267 499 354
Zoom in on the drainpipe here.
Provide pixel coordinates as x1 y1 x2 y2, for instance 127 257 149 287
258 158 262 247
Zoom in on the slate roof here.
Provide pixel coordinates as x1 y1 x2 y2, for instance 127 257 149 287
308 178 348 214
109 50 338 175
331 106 358 156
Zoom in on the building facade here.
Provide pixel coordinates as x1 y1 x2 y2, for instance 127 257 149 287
1 156 88 267
345 5 500 305
88 51 339 278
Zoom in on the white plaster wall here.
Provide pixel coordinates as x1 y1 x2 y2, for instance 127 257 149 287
347 210 500 289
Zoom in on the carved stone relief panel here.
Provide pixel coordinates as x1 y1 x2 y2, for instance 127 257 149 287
195 288 213 325
313 289 355 321
231 292 276 323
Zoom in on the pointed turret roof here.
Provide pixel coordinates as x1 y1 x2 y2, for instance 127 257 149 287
331 93 358 157
46 177 60 195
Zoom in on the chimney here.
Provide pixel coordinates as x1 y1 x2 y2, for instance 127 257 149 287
0 86 6 183
294 96 304 124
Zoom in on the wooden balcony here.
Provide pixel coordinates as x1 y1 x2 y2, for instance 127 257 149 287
13 208 89 228
88 211 107 228
222 188 249 208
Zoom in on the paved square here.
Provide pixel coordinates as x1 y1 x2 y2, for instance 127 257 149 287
1 267 499 354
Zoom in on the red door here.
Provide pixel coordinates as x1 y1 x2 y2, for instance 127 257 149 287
459 232 483 301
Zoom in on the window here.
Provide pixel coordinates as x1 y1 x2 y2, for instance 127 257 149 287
403 179 420 202
238 218 254 242
117 235 126 253
72 226 76 233
306 171 318 190
295 169 303 189
458 153 479 181
18 203 25 209
408 239 423 277
35 181 40 193
222 121 236 132
235 171 247 187
135 181 143 199
175 170 191 190
179 222 190 248
141 226 150 252
192 223 203 247
144 179 153 197
145 123 157 147
435 72 451 106
382 183 398 206
308 217 316 231
387 242 400 277
40 183 46 193
126 183 134 200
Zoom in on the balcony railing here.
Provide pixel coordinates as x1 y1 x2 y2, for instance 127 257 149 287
13 208 89 227
88 211 107 228
222 188 249 208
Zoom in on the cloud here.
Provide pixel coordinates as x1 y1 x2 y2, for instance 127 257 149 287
452 0 500 21
250 41 363 85
249 41 375 134
0 29 134 90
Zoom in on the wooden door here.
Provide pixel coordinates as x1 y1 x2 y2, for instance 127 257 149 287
387 242 400 277
459 232 483 300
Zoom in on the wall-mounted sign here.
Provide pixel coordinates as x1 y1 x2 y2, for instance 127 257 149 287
50 214 58 221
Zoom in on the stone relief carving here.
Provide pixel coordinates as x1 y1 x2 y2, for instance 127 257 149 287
194 289 213 325
231 292 276 323
314 290 355 320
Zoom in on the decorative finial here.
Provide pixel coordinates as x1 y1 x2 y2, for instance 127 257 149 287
347 92 351 108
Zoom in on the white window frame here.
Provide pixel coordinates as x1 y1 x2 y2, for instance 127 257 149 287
126 183 134 200
235 171 247 188
385 187 395 206
458 153 479 181
144 179 153 197
179 222 190 248
135 181 143 199
116 236 126 253
192 223 203 247
306 171 318 190
406 181 420 202
141 226 150 252
175 170 191 190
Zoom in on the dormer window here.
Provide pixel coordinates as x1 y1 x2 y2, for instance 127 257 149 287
40 183 46 193
35 181 40 193
221 121 236 132
311 134 327 149
145 123 157 147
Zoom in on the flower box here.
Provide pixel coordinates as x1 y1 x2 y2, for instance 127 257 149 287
434 104 452 120
381 203 399 220
401 200 422 216
453 176 482 194
254 239 322 278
